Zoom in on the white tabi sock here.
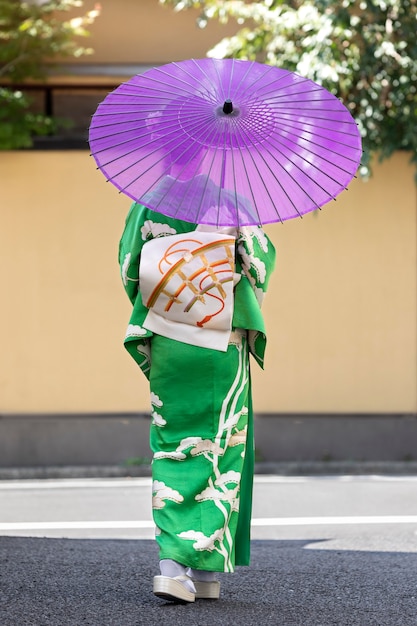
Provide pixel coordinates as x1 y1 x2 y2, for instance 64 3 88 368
159 559 196 593
187 567 218 582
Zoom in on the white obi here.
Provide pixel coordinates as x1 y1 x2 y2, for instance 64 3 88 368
139 231 236 351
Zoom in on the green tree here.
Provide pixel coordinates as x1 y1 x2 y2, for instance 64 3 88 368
160 0 417 177
0 0 100 149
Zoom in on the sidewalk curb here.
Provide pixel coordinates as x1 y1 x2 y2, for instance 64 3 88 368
1 461 417 480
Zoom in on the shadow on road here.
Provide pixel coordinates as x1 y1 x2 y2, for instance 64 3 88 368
0 537 415 625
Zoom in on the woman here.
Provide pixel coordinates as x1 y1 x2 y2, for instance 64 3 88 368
119 202 275 602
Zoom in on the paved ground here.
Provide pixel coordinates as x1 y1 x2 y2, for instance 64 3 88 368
1 475 416 625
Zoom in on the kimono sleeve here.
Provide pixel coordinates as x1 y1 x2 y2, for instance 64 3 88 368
119 203 145 304
236 226 276 306
118 202 197 378
233 226 276 368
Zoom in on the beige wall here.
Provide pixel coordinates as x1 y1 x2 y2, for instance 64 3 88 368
1 151 416 414
257 153 417 413
73 0 238 65
1 1 416 415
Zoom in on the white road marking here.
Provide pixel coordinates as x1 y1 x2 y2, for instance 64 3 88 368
1 515 417 532
0 520 154 530
0 478 152 490
251 515 417 526
1 475 416 491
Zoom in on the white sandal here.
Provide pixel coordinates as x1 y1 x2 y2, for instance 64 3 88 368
193 579 221 600
153 574 196 603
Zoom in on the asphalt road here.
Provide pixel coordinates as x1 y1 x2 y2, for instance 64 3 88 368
1 475 416 625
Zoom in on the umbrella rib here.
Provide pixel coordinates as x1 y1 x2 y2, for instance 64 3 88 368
118 105 224 204
217 122 229 228
98 67 219 105
246 74 325 99
122 139 200 205
271 122 361 165
91 106 218 161
269 106 357 121
273 115 360 139
270 110 359 128
228 127 241 229
212 57 259 103
151 61 222 104
90 107 207 133
260 130 356 195
191 57 226 104
266 89 338 100
141 117 223 222
193 152 219 225
91 130 168 167
90 116 184 144
268 104 357 116
168 119 223 221
234 121 302 219
268 105 353 114
114 126 203 192
270 134 358 184
233 122 268 225
212 58 237 227
90 118 194 161
142 65 216 98
239 63 283 101
95 114 210 181
234 72 308 100
96 91 186 102
239 113 347 214
226 114 267 228
231 59 260 99
193 128 224 225
187 57 274 105
229 117 240 229
262 85 330 101
234 116 360 179
91 104 207 119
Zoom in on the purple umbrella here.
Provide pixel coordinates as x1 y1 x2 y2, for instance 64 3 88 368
89 58 362 227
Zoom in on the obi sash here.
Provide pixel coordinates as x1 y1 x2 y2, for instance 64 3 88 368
139 231 236 351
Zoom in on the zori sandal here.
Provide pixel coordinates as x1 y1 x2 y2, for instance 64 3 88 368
193 580 221 600
153 574 196 603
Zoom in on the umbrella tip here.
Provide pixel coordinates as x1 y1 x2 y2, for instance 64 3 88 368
223 99 233 114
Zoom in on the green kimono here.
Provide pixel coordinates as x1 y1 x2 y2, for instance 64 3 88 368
119 203 275 572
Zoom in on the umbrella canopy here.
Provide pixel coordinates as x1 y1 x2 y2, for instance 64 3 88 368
89 58 362 227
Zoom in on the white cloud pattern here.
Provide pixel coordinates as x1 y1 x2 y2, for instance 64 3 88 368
121 252 131 286
150 392 163 407
151 411 167 427
190 440 224 457
125 324 147 338
153 449 186 460
178 528 224 552
152 480 184 509
195 485 238 503
215 471 241 486
141 220 176 240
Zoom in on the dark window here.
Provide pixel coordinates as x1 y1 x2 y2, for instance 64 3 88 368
4 64 153 149
17 84 112 148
